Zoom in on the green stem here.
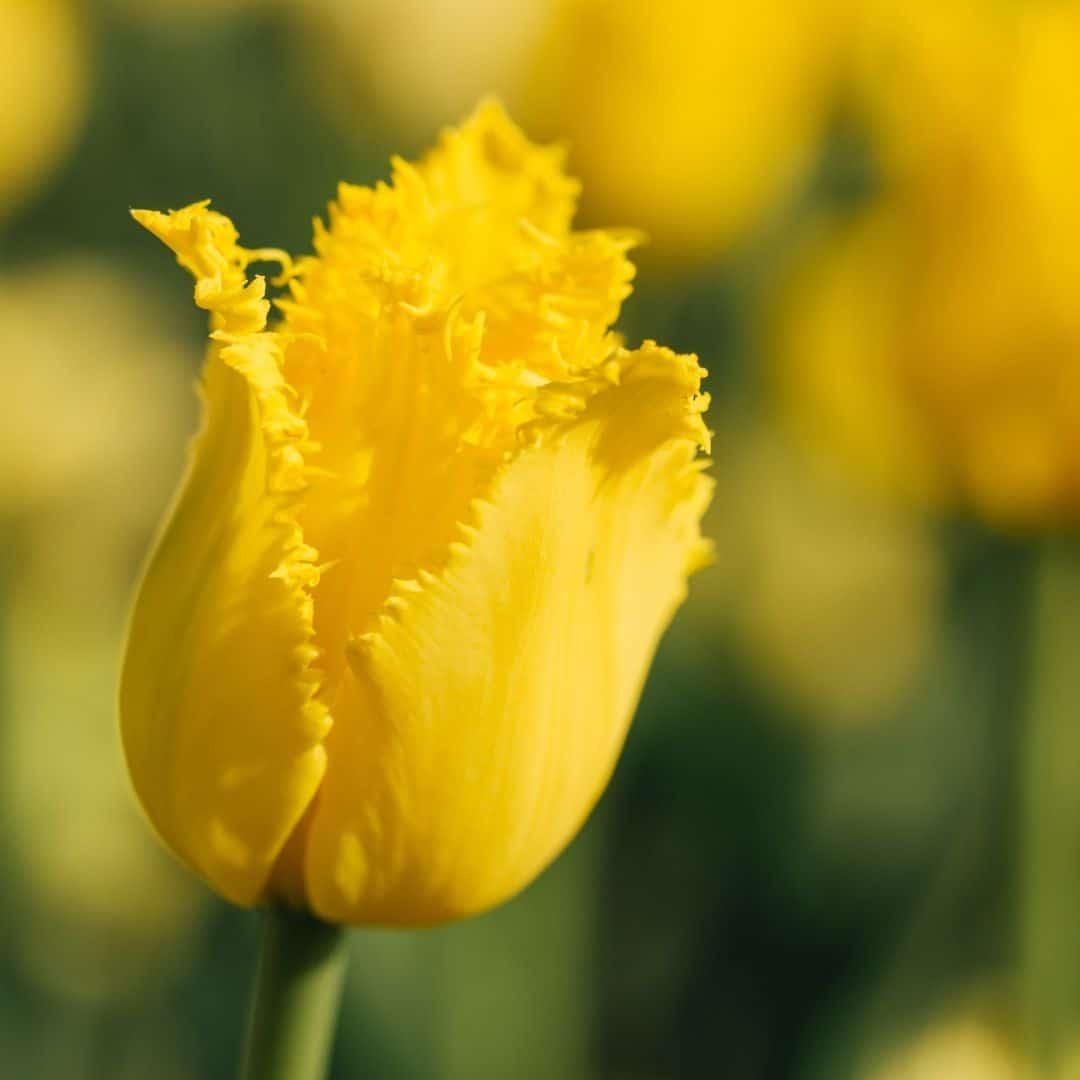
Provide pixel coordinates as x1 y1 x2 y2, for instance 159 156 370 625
1021 541 1080 1069
239 906 349 1080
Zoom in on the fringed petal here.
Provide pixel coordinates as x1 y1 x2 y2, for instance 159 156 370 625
120 204 329 906
301 343 711 925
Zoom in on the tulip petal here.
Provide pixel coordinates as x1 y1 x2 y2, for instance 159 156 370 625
302 344 711 925
121 205 329 906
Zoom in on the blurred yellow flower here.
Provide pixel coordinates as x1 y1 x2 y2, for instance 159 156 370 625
297 0 548 141
121 102 712 926
845 0 1012 183
771 3 1080 529
0 0 87 222
864 1009 1024 1080
528 0 844 264
703 426 942 728
295 0 843 265
0 261 194 517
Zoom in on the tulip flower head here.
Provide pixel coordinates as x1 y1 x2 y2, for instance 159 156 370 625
121 102 712 926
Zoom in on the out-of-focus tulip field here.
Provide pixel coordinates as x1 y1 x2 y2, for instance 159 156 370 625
5 1 1080 1076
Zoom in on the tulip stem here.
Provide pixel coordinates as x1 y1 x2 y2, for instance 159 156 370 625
1020 540 1080 1069
239 905 349 1080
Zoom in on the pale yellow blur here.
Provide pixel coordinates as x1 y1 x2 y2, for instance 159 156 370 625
0 0 87 223
0 261 201 1002
0 263 194 513
859 1000 1080 1079
705 426 942 728
864 1012 1024 1080
298 0 548 140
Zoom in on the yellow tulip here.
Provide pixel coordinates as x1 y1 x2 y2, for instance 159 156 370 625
120 102 712 926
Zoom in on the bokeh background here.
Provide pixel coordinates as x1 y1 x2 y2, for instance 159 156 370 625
4 1 1080 1076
